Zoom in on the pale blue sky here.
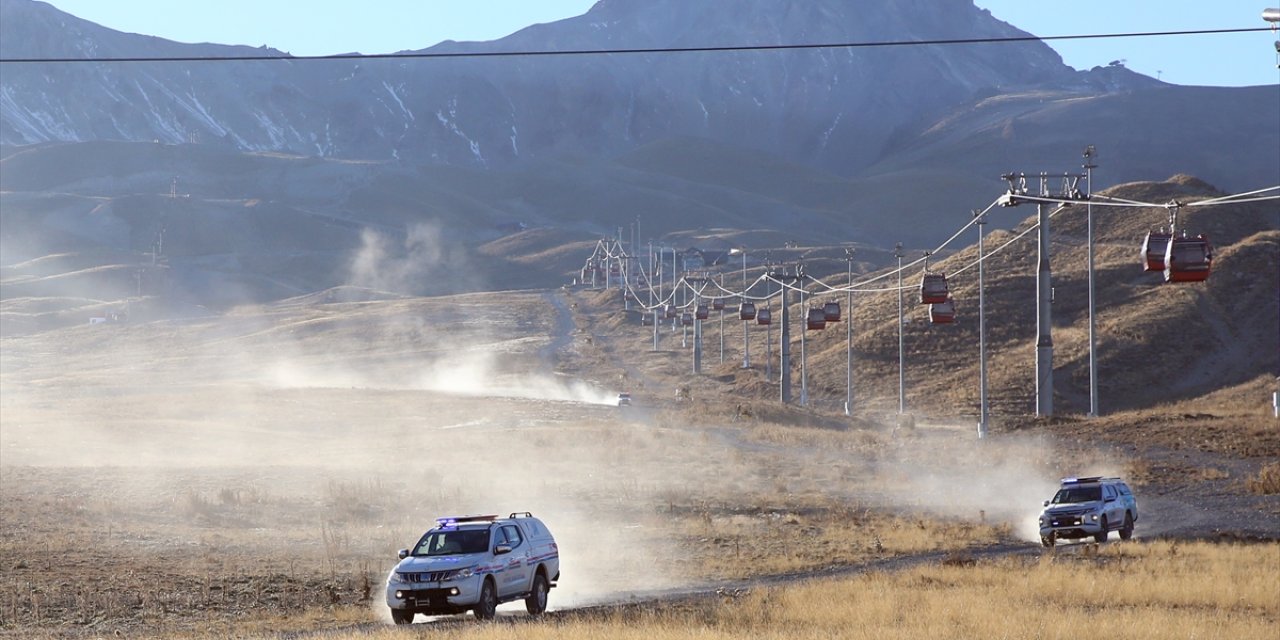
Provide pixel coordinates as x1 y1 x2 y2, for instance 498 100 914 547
44 0 1279 87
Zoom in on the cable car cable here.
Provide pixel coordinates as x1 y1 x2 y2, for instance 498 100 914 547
3 27 1270 65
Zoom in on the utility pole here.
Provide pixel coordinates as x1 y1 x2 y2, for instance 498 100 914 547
976 210 989 439
718 276 725 365
800 283 808 406
689 278 706 374
735 247 750 369
776 269 804 404
845 248 855 416
653 307 660 351
895 242 905 415
1084 146 1099 417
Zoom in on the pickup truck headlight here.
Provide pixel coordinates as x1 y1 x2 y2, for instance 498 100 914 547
446 567 475 581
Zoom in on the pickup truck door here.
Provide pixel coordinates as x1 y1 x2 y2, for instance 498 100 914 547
1103 486 1121 528
495 525 531 597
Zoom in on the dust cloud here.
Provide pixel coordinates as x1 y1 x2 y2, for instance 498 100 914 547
346 222 480 296
0 275 729 611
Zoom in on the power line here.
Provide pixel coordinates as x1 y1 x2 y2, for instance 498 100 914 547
0 27 1270 64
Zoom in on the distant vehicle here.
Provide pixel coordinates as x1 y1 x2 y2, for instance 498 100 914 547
386 513 559 623
1038 477 1137 548
617 392 632 407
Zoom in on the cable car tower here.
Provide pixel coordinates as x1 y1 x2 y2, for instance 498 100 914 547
998 170 1088 417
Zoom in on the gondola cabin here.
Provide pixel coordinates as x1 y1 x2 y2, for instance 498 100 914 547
664 304 678 319
1163 235 1212 283
680 312 694 326
806 307 827 330
929 297 956 324
712 299 725 311
822 301 842 322
920 273 949 304
1141 231 1171 272
695 304 709 320
756 307 772 325
739 302 757 321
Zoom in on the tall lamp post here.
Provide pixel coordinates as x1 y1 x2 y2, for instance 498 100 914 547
1084 146 1099 417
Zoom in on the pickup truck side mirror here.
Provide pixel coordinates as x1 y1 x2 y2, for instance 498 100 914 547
1043 500 1050 507
398 549 409 560
494 545 512 556
1105 497 1116 503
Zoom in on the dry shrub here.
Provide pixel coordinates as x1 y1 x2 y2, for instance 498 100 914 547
1245 462 1280 495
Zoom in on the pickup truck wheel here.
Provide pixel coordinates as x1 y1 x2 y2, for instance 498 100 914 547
474 579 498 621
525 572 549 615
1094 516 1109 543
1041 533 1055 548
390 609 413 625
1119 513 1134 540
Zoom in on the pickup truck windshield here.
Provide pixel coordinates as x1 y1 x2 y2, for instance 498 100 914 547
412 529 490 556
1052 487 1102 504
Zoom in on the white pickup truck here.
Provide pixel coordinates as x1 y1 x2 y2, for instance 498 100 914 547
385 513 560 623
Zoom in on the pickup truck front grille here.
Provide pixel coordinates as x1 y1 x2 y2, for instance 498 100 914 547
400 570 454 583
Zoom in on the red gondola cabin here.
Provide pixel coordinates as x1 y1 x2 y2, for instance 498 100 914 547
930 297 956 324
822 301 841 322
739 302 757 321
1141 231 1171 272
1163 235 1212 283
920 273 949 305
806 307 827 330
756 307 772 325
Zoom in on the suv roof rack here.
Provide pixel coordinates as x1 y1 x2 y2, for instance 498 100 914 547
509 511 534 519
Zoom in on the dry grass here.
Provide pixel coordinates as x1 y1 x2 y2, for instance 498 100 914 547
265 540 1275 640
1245 462 1280 495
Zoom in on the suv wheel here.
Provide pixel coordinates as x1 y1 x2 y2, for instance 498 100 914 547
1094 515 1109 543
1040 533 1055 548
474 579 498 621
390 609 413 625
1119 512 1134 540
525 572 549 615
